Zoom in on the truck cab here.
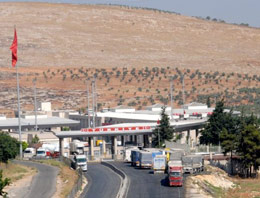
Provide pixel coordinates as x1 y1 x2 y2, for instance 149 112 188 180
36 147 47 158
168 161 183 187
73 155 87 172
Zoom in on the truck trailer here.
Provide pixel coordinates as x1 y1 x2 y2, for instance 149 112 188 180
167 160 183 187
70 140 85 155
139 151 153 168
131 150 140 167
153 155 166 173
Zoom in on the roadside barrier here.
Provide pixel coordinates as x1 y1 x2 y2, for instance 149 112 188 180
101 161 130 198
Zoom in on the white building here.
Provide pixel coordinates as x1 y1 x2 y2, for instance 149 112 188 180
110 105 136 113
183 102 208 110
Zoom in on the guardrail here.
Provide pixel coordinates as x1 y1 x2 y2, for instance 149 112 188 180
101 161 130 198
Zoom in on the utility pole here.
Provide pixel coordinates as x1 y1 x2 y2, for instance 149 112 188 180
87 81 90 128
170 77 173 120
92 78 95 128
94 78 98 126
16 66 22 159
33 78 38 131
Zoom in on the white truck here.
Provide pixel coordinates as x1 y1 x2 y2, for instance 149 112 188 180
153 155 166 173
70 140 85 155
72 154 88 172
182 154 204 174
124 146 138 162
24 147 36 159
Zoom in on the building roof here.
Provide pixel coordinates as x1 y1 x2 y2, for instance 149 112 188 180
112 105 135 110
0 116 80 130
146 104 164 109
184 102 207 107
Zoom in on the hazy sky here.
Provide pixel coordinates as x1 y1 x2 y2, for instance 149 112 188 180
1 0 259 27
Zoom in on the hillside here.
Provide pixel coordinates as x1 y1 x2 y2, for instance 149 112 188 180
0 3 259 73
0 3 260 114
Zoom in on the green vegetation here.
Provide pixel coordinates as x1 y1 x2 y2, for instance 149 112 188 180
31 135 39 144
0 170 10 198
152 106 174 147
40 66 260 112
0 132 19 164
200 100 260 177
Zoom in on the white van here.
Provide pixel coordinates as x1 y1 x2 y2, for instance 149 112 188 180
24 147 36 159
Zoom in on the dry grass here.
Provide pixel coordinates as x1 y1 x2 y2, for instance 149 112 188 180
0 161 36 183
38 159 78 198
225 177 260 198
0 3 259 73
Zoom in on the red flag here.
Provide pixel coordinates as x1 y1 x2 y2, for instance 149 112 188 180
10 28 18 67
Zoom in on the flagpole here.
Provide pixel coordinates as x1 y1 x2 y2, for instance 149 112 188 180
16 65 22 159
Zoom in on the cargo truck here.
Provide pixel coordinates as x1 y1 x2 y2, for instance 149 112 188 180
72 154 88 172
131 150 140 166
153 155 166 173
182 154 204 174
124 146 138 162
70 140 84 155
139 151 153 168
168 160 183 187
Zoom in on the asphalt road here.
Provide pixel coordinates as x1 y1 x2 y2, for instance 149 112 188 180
13 160 59 198
111 162 185 198
81 163 121 198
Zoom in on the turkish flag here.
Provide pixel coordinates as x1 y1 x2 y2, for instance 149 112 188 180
10 28 18 67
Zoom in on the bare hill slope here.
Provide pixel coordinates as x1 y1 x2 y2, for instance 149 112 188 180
0 2 259 74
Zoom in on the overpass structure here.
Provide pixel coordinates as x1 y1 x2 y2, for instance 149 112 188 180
55 119 207 159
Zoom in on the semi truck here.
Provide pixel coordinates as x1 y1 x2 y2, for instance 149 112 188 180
124 146 138 162
131 150 140 166
182 154 204 174
153 155 166 173
70 140 85 155
167 160 183 187
72 154 88 172
139 151 153 168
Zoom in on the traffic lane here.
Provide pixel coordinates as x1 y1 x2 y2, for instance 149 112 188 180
82 163 121 198
111 162 184 198
13 160 59 198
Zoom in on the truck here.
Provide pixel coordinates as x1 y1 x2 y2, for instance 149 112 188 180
139 151 153 168
131 150 140 166
70 140 84 155
72 154 88 172
182 154 204 174
153 155 166 173
124 146 138 162
24 147 36 159
36 147 50 158
168 160 183 187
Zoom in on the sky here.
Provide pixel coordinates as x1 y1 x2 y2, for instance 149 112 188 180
1 0 259 27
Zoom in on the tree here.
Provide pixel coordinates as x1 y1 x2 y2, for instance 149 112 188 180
206 96 211 107
0 170 11 198
31 135 39 144
200 100 226 145
238 124 260 177
152 106 174 147
0 132 19 164
22 141 28 151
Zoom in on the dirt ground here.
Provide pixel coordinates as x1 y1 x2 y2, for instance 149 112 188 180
0 3 259 73
0 3 260 112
